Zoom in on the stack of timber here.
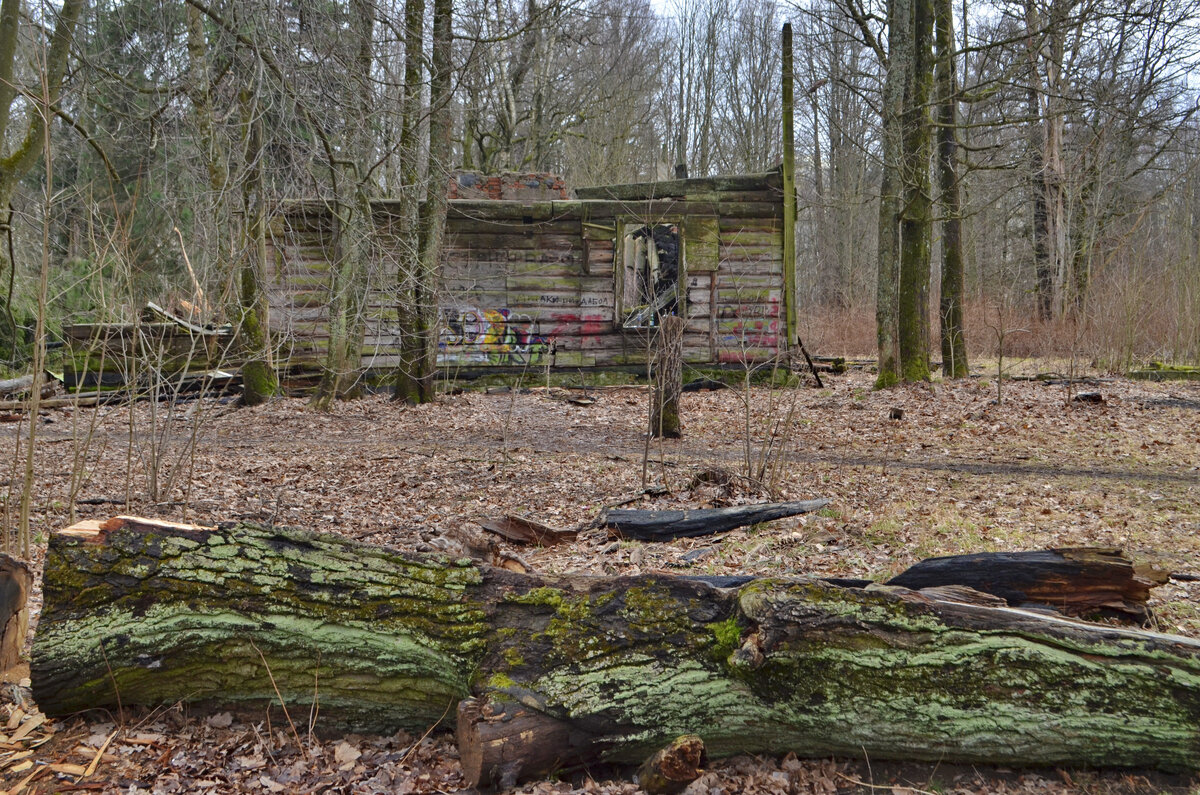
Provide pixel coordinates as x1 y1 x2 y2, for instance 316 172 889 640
28 516 1200 787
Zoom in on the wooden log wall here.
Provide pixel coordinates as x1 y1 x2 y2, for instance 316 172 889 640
266 172 787 372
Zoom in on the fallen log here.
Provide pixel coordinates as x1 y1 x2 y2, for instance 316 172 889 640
31 518 1200 782
888 548 1167 624
602 499 831 541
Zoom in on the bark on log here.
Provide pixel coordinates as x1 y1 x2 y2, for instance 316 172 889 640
602 500 831 541
31 519 1200 778
888 548 1166 623
0 555 30 672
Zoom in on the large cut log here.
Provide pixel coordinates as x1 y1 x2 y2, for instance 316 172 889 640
888 548 1167 623
31 518 1200 781
602 499 831 541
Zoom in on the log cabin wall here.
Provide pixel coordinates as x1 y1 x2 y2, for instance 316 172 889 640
266 170 786 372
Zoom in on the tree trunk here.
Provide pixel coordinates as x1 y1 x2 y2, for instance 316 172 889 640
897 0 934 383
32 518 1200 781
397 0 450 405
0 0 85 362
873 0 909 388
393 0 428 404
412 0 453 404
651 315 684 438
934 0 968 379
237 90 278 406
312 0 376 408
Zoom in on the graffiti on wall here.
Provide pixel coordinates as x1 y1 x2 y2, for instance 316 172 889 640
438 306 552 366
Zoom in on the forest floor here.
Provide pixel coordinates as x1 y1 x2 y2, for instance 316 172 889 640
0 363 1198 794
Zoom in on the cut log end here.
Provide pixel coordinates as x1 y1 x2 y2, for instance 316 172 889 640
457 696 597 789
636 734 706 795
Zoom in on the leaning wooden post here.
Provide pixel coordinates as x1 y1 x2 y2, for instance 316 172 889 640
651 314 684 438
781 22 799 352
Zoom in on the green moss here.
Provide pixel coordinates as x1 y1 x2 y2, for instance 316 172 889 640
487 672 517 690
507 586 566 609
707 617 742 660
503 647 525 668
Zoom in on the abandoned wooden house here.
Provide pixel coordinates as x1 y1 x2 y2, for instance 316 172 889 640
267 168 799 374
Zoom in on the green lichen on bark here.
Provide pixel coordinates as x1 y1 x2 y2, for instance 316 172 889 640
32 527 1200 771
34 523 487 731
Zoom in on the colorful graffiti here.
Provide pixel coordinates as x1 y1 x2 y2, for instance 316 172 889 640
438 306 552 366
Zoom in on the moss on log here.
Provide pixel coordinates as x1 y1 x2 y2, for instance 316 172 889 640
31 519 1200 776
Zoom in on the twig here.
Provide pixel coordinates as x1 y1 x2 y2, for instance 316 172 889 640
835 772 939 795
308 651 321 739
398 698 455 767
98 641 124 726
82 728 118 778
250 641 307 760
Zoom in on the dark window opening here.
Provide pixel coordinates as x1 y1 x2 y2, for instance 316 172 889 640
619 223 680 329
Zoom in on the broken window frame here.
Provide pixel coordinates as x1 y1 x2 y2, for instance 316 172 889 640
614 220 681 330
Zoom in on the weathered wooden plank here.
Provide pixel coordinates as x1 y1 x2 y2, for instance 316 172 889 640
506 291 614 310
716 290 781 305
445 219 582 236
719 231 780 246
574 171 782 200
718 273 783 288
442 233 582 251
683 216 720 273
719 217 780 233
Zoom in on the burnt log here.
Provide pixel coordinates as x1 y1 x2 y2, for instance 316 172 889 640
602 499 831 541
888 548 1167 623
30 518 1200 780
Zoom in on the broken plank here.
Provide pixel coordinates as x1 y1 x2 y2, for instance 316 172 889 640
478 515 577 546
601 499 830 541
